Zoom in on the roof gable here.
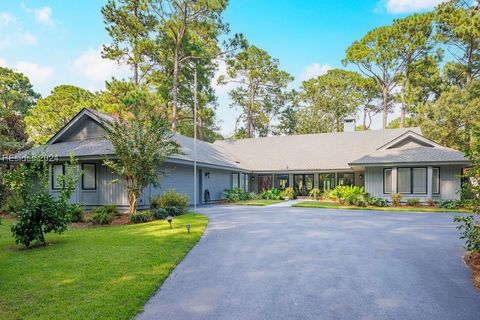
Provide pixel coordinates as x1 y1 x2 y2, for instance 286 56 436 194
47 108 112 145
377 130 443 150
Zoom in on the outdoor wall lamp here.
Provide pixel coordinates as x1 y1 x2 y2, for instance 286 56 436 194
359 174 364 179
251 176 255 182
166 215 173 229
205 172 210 178
185 224 191 234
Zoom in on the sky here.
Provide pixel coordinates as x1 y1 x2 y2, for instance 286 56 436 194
0 0 447 136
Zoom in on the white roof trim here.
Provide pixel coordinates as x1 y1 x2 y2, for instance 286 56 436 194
376 130 444 150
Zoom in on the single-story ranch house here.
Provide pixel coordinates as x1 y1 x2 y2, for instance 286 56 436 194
7 108 470 210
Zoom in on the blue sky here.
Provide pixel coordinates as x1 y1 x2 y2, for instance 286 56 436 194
0 0 445 135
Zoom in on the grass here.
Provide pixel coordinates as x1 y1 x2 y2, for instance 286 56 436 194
292 201 471 213
229 199 285 206
0 213 208 320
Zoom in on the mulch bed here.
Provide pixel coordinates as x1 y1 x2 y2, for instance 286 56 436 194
464 253 480 289
70 213 130 228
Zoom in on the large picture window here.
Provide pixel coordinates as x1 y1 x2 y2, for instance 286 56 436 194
319 173 335 191
275 174 289 190
52 164 64 190
397 167 427 194
337 173 354 186
82 163 96 190
432 167 440 194
383 169 392 194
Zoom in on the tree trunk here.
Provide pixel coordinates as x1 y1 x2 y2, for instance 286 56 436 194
382 84 388 129
133 62 139 86
171 46 180 133
247 86 254 138
128 190 139 215
466 42 473 84
363 108 368 131
198 115 204 141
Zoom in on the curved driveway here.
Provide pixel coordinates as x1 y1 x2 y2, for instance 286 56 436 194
137 205 480 320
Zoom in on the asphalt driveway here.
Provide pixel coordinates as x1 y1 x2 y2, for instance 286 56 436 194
137 205 480 320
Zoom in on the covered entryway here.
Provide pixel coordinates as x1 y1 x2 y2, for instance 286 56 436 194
293 174 314 196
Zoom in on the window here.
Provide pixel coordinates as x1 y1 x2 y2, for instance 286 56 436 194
397 167 427 194
337 173 354 186
412 168 427 194
432 167 440 194
52 164 64 190
383 169 392 194
319 173 335 191
275 175 289 190
258 175 272 192
232 173 239 189
82 163 96 190
243 174 249 192
397 168 411 193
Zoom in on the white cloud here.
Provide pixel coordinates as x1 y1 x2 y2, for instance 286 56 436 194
18 32 37 45
380 0 446 14
13 61 54 84
33 6 53 25
71 47 131 82
0 12 16 25
0 57 7 67
300 63 332 81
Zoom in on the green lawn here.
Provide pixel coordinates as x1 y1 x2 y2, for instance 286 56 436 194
229 199 285 206
0 213 208 320
292 201 470 213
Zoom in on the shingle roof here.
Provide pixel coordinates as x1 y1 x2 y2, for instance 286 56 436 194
214 128 423 171
349 145 468 165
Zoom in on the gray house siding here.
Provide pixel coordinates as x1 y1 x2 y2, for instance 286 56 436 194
58 118 106 142
201 168 231 202
365 165 463 201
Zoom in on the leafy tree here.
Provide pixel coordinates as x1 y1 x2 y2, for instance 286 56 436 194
420 79 480 151
218 45 293 138
454 126 480 253
274 94 298 135
435 0 480 84
387 116 416 128
102 0 156 85
2 154 80 247
149 0 243 133
344 25 403 128
103 88 181 214
25 85 94 145
0 67 39 153
392 13 436 127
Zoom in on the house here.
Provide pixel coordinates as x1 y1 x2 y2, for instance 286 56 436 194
6 108 470 210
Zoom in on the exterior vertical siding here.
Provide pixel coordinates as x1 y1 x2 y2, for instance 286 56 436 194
365 167 384 198
150 164 195 205
201 168 232 202
438 165 463 200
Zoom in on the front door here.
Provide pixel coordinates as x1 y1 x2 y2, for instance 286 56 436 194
293 174 314 196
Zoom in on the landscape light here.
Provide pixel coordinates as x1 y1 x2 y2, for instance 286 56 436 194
185 224 191 234
166 215 173 229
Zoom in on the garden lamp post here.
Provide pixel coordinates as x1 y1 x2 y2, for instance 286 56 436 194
166 215 173 229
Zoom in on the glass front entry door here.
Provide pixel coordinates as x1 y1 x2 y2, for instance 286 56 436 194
293 174 314 196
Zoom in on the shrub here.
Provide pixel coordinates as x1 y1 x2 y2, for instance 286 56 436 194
356 199 367 207
426 198 435 207
261 188 282 200
164 206 183 216
406 198 421 207
454 215 480 253
1 194 24 216
67 204 84 223
391 193 402 207
91 206 117 225
129 210 154 223
367 196 388 207
249 192 260 200
308 188 322 200
330 185 365 205
438 199 463 209
152 208 169 219
151 189 189 212
281 187 295 200
11 192 70 247
223 188 252 202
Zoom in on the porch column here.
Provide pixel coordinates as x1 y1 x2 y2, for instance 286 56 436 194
392 167 398 194
427 166 433 199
